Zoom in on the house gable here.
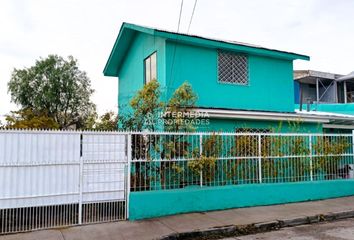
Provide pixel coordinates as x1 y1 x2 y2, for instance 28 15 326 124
117 32 167 114
104 22 309 77
104 23 310 114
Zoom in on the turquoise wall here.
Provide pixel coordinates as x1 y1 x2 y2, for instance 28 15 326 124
118 33 296 114
129 180 354 220
118 32 166 114
116 32 318 132
198 118 323 133
165 41 295 112
296 103 354 116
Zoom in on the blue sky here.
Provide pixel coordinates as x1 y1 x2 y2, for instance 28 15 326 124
1 0 353 118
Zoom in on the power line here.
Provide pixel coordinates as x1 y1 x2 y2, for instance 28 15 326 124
176 0 184 32
187 0 198 34
167 0 184 90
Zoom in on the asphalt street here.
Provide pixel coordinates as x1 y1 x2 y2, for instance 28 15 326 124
223 218 354 240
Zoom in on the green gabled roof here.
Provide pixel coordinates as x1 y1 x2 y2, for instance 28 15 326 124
104 22 310 77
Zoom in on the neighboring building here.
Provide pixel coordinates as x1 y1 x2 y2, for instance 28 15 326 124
104 22 354 132
294 70 354 132
294 70 354 104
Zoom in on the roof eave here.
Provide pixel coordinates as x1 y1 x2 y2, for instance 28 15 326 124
103 23 156 77
194 108 330 123
195 108 354 126
155 30 310 61
103 23 310 77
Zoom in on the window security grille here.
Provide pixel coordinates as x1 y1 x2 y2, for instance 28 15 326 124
236 128 271 133
218 51 248 85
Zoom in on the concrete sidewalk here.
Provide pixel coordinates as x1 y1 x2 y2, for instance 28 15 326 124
2 196 354 240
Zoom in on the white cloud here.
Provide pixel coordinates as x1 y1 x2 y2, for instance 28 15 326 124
0 0 353 118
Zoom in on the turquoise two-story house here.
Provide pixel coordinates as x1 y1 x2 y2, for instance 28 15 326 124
104 23 354 132
103 23 354 221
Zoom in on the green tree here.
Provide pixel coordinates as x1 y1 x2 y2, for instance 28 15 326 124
165 82 197 132
95 111 118 131
119 80 198 132
4 108 60 129
8 55 96 129
121 79 164 131
123 80 199 190
83 111 99 130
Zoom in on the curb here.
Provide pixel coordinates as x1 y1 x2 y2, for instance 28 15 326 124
159 210 354 240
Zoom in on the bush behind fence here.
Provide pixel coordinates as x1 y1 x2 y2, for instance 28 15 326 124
130 133 354 191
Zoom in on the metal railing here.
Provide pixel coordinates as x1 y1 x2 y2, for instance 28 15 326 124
129 132 354 191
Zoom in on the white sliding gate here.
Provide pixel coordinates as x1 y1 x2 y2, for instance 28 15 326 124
0 130 128 234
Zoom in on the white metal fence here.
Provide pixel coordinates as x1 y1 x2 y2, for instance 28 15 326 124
129 132 354 191
1 130 354 234
0 130 127 234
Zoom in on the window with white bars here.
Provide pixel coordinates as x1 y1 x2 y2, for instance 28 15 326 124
218 51 248 85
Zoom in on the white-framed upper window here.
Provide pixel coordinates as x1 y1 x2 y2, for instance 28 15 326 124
144 52 157 84
218 51 248 85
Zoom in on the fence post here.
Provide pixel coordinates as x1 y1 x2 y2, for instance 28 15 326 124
258 134 262 183
78 133 83 224
309 135 313 181
199 134 203 187
352 130 354 165
126 133 132 219
351 130 354 179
